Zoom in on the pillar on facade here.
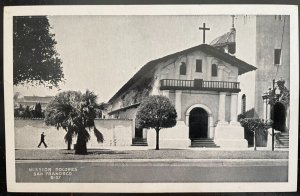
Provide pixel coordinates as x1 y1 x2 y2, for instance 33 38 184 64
131 118 136 139
208 115 214 138
263 99 267 120
142 129 147 139
214 92 248 149
286 106 290 131
230 93 239 125
175 90 182 120
217 92 227 125
267 104 271 120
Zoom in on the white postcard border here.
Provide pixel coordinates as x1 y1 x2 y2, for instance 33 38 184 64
4 4 299 193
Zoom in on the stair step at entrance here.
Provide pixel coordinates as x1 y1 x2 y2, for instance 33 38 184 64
190 138 219 148
275 132 289 149
132 138 148 146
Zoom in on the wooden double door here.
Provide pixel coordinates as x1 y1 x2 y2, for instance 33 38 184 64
189 107 208 139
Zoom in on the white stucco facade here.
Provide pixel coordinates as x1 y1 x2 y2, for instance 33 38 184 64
107 44 255 149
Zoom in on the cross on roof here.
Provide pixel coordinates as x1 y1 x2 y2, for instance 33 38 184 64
231 15 236 28
199 23 210 44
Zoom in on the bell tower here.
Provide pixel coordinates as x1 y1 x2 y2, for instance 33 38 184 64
210 15 236 55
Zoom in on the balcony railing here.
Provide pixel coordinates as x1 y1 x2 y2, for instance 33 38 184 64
160 79 240 92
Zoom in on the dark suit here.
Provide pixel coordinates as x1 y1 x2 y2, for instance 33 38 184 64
38 133 47 148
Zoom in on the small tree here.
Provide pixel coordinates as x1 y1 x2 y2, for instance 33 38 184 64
136 95 177 150
23 106 31 118
44 90 104 154
240 118 272 150
14 104 25 117
33 103 43 118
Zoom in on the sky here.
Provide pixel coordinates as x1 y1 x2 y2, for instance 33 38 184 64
14 15 255 102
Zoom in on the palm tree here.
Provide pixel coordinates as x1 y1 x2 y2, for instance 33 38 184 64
44 90 104 154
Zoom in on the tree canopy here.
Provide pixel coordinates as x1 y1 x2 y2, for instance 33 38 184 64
44 90 103 154
136 95 177 150
13 16 64 88
240 118 272 150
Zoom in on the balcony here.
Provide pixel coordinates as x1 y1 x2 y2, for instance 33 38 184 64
160 79 240 92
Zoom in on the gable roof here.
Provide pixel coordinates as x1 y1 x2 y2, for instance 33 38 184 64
108 44 256 103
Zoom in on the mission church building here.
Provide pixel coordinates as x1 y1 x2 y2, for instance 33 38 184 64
107 23 256 148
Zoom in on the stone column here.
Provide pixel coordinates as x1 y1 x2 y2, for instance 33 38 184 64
142 128 147 139
175 90 182 120
214 93 247 149
230 93 239 125
208 115 214 138
162 90 169 98
267 104 271 120
286 106 290 131
263 99 267 120
266 103 272 150
218 92 227 125
131 118 136 139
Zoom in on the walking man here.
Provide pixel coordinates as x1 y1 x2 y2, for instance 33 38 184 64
38 132 48 148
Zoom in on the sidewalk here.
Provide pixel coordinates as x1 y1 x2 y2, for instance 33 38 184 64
16 158 288 167
15 148 289 160
19 145 289 151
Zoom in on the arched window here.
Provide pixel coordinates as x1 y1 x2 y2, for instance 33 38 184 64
180 62 186 75
241 94 246 114
211 64 218 77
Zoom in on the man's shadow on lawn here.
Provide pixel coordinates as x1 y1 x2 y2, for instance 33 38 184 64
63 149 129 155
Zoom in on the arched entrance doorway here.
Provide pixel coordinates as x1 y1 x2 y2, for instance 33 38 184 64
271 102 286 132
189 107 208 140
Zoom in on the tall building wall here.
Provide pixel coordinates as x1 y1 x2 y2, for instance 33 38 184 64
254 15 290 118
235 15 257 115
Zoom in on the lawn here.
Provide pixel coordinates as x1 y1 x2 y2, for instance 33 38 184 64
15 148 289 160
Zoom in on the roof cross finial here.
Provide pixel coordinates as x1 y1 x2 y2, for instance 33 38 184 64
199 23 210 44
231 15 235 28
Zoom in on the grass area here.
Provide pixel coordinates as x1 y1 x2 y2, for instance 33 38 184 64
15 148 289 160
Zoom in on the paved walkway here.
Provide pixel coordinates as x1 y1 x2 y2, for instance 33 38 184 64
19 146 289 151
15 148 289 160
16 158 288 166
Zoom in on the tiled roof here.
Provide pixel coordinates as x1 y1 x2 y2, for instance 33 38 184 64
108 44 256 103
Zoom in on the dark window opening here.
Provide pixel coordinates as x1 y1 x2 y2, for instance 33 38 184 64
196 60 202 72
180 62 186 75
274 49 281 65
241 94 246 114
211 64 218 77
